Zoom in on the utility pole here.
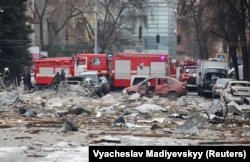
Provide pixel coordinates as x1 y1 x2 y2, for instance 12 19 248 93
94 0 98 53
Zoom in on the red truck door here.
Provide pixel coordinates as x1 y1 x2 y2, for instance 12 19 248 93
74 55 87 76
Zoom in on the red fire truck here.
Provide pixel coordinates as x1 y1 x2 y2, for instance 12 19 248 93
34 53 109 89
109 52 169 89
170 59 198 91
33 52 169 90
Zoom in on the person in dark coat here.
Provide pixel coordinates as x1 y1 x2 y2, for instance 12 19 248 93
23 71 27 90
26 71 32 90
53 72 61 90
17 73 22 87
60 69 66 82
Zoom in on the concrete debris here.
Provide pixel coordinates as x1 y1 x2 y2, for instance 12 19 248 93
61 118 78 132
126 93 141 101
174 119 199 135
101 94 116 104
113 116 126 127
150 124 163 131
0 86 249 148
0 91 19 106
188 115 209 129
169 113 187 119
55 110 68 117
134 103 166 114
244 112 250 120
24 109 37 118
227 101 243 116
100 106 116 114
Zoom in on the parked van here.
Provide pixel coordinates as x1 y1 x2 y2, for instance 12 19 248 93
228 65 243 80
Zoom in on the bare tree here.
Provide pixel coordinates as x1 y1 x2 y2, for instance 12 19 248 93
179 0 250 81
46 0 84 46
209 0 249 81
178 0 216 60
34 0 49 48
69 0 149 53
34 0 151 55
98 0 148 52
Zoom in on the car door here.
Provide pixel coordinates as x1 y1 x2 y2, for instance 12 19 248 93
220 81 229 99
138 79 150 96
155 78 171 96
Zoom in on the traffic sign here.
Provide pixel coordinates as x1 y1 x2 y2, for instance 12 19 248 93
217 53 226 61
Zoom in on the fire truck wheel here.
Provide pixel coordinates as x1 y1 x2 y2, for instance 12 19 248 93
167 91 177 100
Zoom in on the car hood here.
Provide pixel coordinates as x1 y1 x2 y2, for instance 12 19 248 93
124 85 139 90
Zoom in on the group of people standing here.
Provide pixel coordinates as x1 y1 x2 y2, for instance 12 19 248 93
0 67 66 91
0 67 32 90
52 69 66 89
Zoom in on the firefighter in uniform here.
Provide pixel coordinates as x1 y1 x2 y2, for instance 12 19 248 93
3 67 12 87
26 70 32 90
0 73 4 88
53 72 61 90
60 69 66 82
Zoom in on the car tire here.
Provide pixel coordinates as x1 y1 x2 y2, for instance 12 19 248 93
167 91 177 100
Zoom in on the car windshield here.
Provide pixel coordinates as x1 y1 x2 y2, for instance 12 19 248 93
217 79 231 84
80 74 99 83
136 78 149 86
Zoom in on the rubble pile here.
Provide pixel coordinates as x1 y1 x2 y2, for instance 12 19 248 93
0 87 250 147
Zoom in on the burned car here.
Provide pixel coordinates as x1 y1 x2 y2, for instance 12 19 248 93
122 76 187 100
66 72 102 97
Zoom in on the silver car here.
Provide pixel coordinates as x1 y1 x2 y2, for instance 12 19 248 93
220 80 250 103
211 78 232 98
